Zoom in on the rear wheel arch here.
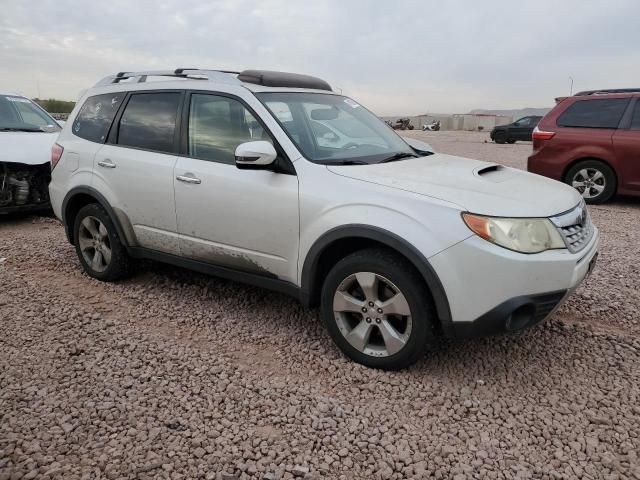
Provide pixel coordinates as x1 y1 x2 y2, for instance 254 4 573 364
562 157 618 191
62 187 130 247
300 225 452 332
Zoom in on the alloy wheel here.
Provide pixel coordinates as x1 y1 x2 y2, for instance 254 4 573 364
572 168 606 199
332 272 412 358
77 216 112 272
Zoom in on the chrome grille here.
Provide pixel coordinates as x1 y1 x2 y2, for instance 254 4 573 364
550 202 594 253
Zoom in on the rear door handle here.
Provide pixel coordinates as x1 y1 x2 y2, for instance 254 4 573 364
176 174 201 185
97 159 116 169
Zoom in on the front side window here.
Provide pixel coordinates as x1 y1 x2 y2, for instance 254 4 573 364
73 93 124 143
0 95 61 133
256 92 414 164
515 117 533 126
188 94 270 165
557 98 629 129
117 92 181 153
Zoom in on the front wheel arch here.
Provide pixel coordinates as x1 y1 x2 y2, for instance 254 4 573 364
300 225 452 332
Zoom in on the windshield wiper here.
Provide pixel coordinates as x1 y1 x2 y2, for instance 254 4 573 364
322 159 370 166
378 152 419 163
0 127 44 132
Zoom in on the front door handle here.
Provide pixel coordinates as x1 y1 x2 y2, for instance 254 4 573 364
97 159 116 169
176 174 202 185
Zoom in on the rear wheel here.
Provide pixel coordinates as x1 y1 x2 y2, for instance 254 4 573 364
494 131 507 144
565 160 616 204
73 203 133 281
320 248 435 370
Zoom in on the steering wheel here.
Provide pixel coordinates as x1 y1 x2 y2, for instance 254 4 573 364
342 142 360 150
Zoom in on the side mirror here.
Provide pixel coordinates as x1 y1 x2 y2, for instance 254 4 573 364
513 122 520 126
235 141 277 170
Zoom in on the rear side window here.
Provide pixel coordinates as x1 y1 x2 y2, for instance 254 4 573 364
630 101 640 130
73 93 125 143
557 98 629 129
117 92 181 153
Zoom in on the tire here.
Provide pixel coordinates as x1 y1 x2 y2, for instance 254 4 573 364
493 131 507 144
73 203 133 281
320 248 436 370
506 139 516 144
564 160 616 204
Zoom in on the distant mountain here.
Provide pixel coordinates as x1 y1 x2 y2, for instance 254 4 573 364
468 107 551 118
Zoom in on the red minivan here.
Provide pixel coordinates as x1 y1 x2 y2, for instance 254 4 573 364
527 89 640 203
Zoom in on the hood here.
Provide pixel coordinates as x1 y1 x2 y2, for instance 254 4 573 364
328 153 581 217
0 131 59 166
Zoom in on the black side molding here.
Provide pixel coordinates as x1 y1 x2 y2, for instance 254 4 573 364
129 247 301 300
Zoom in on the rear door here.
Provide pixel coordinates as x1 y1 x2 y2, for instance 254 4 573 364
173 91 299 282
93 91 184 254
613 97 640 192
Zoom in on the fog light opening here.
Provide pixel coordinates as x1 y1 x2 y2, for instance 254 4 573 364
506 304 536 331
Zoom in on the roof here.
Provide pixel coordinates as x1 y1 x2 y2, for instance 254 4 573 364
574 88 640 96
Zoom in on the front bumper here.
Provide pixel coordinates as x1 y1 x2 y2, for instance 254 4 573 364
430 225 599 338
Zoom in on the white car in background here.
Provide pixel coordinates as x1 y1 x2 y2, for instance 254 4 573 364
1 93 61 214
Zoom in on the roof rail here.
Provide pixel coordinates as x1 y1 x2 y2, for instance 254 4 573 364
575 88 640 96
93 68 242 87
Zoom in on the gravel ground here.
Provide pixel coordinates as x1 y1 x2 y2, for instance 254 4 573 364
1 131 639 479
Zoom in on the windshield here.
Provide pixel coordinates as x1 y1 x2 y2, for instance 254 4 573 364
0 95 61 132
256 92 415 164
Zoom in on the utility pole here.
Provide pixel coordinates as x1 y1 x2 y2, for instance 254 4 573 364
569 76 574 96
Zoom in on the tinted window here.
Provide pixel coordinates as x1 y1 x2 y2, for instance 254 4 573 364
630 101 640 130
557 98 629 129
117 93 181 153
515 117 533 126
73 93 125 143
188 94 271 165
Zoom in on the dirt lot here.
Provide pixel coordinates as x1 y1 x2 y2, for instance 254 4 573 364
1 131 639 480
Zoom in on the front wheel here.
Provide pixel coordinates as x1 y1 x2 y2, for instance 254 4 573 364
565 160 616 204
320 248 435 370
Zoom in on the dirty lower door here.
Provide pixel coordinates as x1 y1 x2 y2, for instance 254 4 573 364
173 92 299 283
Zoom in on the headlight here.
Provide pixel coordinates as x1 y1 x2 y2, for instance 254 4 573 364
462 213 566 253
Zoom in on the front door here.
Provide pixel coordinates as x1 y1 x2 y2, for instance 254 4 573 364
173 92 299 282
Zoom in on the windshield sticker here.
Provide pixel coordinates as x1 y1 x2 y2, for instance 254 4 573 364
7 97 31 103
344 98 360 108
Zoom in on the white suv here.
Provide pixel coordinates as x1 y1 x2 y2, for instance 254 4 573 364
49 69 599 370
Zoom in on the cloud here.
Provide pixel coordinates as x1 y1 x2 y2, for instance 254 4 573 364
1 0 639 114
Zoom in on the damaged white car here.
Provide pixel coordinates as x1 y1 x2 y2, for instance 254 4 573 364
1 93 61 214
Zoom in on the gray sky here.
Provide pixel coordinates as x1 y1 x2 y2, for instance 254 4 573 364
1 0 639 115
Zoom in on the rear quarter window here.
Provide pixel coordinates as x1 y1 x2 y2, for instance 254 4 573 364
557 98 629 129
73 93 125 143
